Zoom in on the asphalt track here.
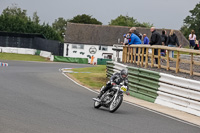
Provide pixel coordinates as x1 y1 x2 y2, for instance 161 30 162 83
0 60 199 133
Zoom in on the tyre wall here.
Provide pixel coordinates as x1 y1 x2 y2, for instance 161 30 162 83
106 61 200 116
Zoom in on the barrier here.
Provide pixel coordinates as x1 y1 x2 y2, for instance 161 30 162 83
106 61 114 78
106 61 200 116
50 55 54 61
158 83 200 101
1 47 36 55
54 56 88 64
0 47 51 59
159 73 200 92
18 48 36 55
24 49 36 55
113 62 127 73
97 58 112 65
2 47 12 53
40 51 52 58
128 66 160 103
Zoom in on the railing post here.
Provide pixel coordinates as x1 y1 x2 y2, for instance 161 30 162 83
124 46 127 63
145 48 149 68
141 47 145 67
176 51 180 73
122 46 125 63
190 53 194 75
166 50 170 70
127 46 130 63
151 48 155 67
158 48 161 69
134 47 136 64
131 47 133 63
137 47 141 66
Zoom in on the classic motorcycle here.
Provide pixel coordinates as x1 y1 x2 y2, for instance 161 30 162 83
92 83 128 113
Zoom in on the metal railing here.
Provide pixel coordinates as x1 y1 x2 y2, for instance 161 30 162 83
122 45 200 76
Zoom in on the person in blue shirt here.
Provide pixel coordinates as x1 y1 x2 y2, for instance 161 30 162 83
143 34 149 61
129 28 142 61
129 27 142 45
143 34 149 44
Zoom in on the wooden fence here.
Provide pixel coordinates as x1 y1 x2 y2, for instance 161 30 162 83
122 45 200 76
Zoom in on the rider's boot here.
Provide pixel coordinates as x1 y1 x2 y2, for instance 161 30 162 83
92 91 104 102
97 91 104 99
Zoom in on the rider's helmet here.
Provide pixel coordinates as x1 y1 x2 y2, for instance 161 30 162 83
120 69 128 79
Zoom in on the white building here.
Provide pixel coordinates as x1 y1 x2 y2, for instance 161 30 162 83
63 43 114 64
63 23 129 64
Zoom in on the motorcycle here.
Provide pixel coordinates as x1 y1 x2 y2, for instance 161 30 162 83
92 83 128 113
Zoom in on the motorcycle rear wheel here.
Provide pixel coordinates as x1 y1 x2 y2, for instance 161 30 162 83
109 95 123 113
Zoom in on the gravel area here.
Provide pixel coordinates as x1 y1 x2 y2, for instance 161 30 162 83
123 61 200 81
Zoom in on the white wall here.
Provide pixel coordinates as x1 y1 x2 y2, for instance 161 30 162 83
64 43 114 63
1 47 36 55
0 47 52 59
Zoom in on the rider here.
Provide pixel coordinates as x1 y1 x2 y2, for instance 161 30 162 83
97 69 129 99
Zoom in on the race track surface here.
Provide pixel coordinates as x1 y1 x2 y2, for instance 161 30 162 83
0 60 199 133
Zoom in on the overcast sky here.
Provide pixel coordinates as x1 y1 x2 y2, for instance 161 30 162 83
0 0 199 30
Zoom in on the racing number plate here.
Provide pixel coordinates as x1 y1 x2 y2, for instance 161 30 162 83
120 86 127 92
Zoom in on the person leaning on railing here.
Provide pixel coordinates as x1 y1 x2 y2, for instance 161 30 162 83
129 27 142 61
149 27 162 64
143 34 149 61
166 30 180 58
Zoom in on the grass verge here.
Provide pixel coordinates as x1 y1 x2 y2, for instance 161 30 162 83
66 65 108 90
0 53 48 62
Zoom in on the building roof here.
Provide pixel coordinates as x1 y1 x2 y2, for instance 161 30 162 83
64 23 189 47
0 31 46 39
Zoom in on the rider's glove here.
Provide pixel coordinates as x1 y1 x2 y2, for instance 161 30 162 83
112 82 116 85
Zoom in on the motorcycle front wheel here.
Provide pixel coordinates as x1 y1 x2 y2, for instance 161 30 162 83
94 100 101 109
109 95 123 113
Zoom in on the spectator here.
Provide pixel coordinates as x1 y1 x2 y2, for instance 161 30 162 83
129 28 142 61
127 32 132 43
149 27 162 64
143 34 149 44
129 27 142 40
90 55 95 65
194 39 199 50
143 34 149 61
121 34 128 45
161 30 168 57
166 30 180 58
189 30 196 49
129 28 142 45
161 30 168 46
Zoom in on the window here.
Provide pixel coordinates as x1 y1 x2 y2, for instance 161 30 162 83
102 46 108 51
72 44 84 49
72 44 77 49
99 46 108 51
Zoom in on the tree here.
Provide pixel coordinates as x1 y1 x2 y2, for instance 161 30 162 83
0 5 62 41
52 17 67 41
109 15 137 27
68 14 102 25
2 4 28 21
181 2 200 39
109 15 153 28
32 12 40 24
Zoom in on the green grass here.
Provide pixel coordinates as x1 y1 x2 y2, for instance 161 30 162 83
68 65 108 89
174 51 190 55
0 53 48 62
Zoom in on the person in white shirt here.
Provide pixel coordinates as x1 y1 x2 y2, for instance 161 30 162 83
189 30 196 48
122 34 128 45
